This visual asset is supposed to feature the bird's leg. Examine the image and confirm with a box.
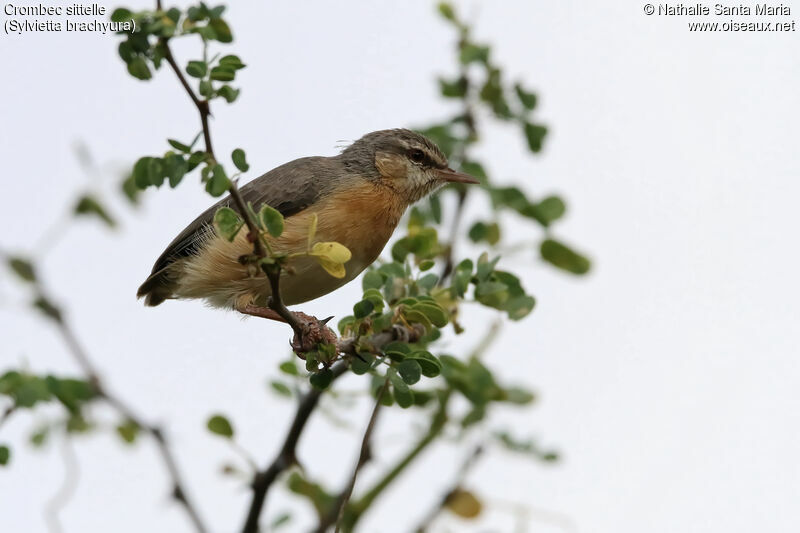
[237,303,337,356]
[237,304,287,323]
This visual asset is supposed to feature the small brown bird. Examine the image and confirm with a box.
[136,129,478,317]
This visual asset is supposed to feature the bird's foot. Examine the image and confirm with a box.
[290,312,337,356]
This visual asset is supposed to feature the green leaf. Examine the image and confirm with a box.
[476,253,500,282]
[540,239,591,275]
[74,195,116,227]
[475,281,509,307]
[468,221,500,245]
[410,302,449,328]
[460,43,490,65]
[523,122,548,153]
[437,2,456,21]
[116,419,139,444]
[535,196,566,224]
[309,368,334,390]
[210,66,235,81]
[232,148,249,172]
[0,445,9,466]
[199,79,214,98]
[206,164,231,197]
[257,204,284,237]
[207,414,234,438]
[110,8,132,22]
[270,381,292,397]
[167,139,191,153]
[163,153,188,188]
[121,175,140,205]
[217,84,240,103]
[187,150,207,170]
[502,295,536,320]
[362,270,383,291]
[7,257,36,283]
[33,296,62,322]
[185,60,207,78]
[502,386,536,405]
[213,207,244,242]
[353,299,374,319]
[398,359,422,385]
[279,361,299,376]
[209,17,233,42]
[438,77,467,98]
[219,55,246,70]
[406,351,442,378]
[514,83,538,110]
[389,371,414,408]
[126,57,152,80]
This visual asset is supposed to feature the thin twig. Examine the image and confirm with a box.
[346,391,450,530]
[241,361,349,533]
[323,378,390,533]
[51,310,208,533]
[413,443,485,533]
[44,437,79,533]
[159,36,214,161]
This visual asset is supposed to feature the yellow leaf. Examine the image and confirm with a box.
[310,242,352,263]
[307,213,318,250]
[316,257,346,278]
[445,489,482,519]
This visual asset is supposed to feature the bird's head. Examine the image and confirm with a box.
[340,128,479,204]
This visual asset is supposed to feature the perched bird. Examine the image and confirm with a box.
[136,129,478,318]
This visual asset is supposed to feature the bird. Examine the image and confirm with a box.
[136,128,478,321]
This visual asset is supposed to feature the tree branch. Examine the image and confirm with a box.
[315,378,390,533]
[345,391,452,530]
[413,443,485,533]
[160,38,215,161]
[41,300,209,533]
[241,361,348,533]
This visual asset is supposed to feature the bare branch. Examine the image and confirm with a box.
[50,307,208,533]
[320,378,390,533]
[413,443,485,533]
[241,361,348,533]
[44,437,79,533]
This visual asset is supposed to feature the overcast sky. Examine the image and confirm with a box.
[2,1,799,532]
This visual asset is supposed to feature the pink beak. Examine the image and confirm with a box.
[436,167,480,184]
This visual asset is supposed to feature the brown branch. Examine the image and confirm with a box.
[241,322,423,533]
[160,38,215,161]
[413,443,485,533]
[50,310,208,533]
[316,378,390,533]
[241,361,348,533]
[346,390,452,530]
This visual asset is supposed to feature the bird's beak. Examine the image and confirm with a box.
[436,167,480,184]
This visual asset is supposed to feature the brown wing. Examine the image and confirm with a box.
[148,156,337,275]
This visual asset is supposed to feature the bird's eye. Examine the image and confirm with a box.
[409,149,425,163]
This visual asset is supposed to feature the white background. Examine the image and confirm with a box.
[2,1,799,532]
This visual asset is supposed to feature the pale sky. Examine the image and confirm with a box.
[2,1,799,532]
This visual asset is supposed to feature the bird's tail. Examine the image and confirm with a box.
[136,268,176,307]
